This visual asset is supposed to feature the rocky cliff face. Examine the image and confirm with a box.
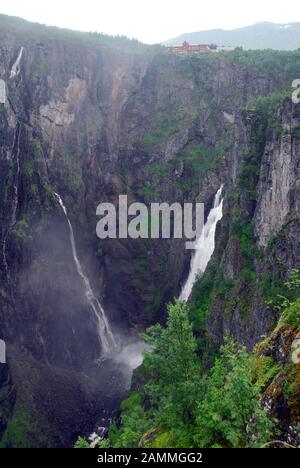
[257,301,300,448]
[254,99,300,247]
[203,95,300,353]
[0,15,299,446]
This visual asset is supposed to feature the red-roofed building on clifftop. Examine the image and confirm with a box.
[166,41,211,53]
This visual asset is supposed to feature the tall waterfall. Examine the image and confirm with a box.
[10,47,24,79]
[54,193,116,355]
[180,185,224,302]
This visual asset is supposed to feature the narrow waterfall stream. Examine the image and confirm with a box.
[180,185,224,302]
[10,47,24,79]
[54,193,117,355]
[0,79,6,104]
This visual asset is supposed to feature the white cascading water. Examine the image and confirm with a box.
[10,47,24,79]
[54,193,116,355]
[180,185,224,302]
[0,79,6,104]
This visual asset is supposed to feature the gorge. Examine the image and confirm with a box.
[0,14,300,448]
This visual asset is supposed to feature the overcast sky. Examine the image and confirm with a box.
[0,0,299,43]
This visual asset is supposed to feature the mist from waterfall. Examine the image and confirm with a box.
[54,193,116,355]
[180,185,224,303]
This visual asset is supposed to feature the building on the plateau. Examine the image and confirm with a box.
[166,41,211,53]
[165,42,234,54]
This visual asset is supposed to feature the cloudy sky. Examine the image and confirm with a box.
[0,0,299,43]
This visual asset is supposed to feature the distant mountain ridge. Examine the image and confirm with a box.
[165,22,300,50]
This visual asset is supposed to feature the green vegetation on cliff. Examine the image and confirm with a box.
[89,270,299,449]
[0,408,49,448]
[105,302,273,448]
